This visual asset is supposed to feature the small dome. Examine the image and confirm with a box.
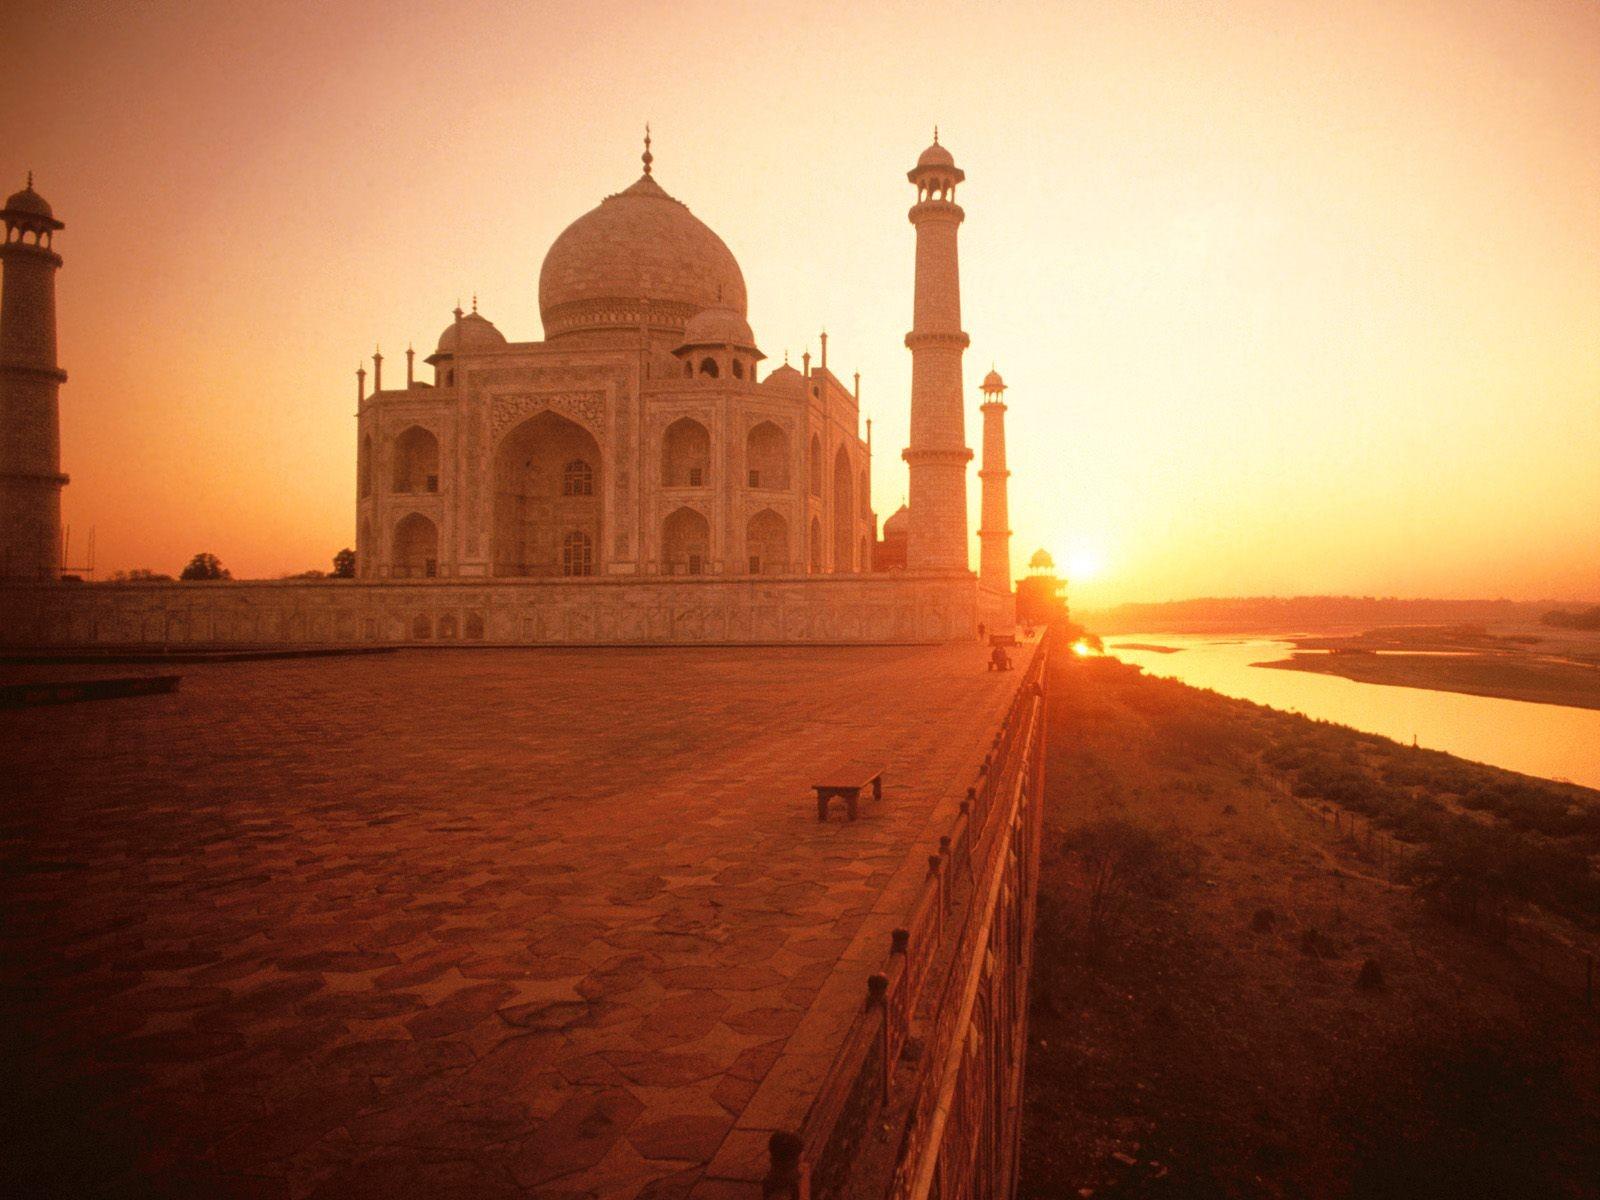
[1029,548,1055,571]
[916,142,955,170]
[762,362,804,389]
[883,504,910,535]
[981,369,1005,392]
[433,310,507,357]
[679,305,755,349]
[4,177,60,228]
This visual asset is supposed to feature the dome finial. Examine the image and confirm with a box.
[642,123,653,176]
[471,293,478,314]
[933,126,939,145]
[27,170,33,188]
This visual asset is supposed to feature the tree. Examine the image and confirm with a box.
[180,553,231,581]
[1064,817,1183,951]
[332,547,356,579]
[111,568,174,582]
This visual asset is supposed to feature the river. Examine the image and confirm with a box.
[1107,635,1600,790]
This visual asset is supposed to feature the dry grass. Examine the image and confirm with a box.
[1020,655,1600,1199]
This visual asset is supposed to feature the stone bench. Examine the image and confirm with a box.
[813,768,884,822]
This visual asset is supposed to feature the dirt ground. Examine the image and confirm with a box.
[1019,654,1600,1200]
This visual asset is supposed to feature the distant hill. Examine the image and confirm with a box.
[1079,596,1586,635]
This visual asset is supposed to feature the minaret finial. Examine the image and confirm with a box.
[642,123,653,176]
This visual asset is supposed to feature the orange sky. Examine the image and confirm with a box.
[4,0,1597,606]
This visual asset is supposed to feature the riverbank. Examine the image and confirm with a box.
[1020,653,1600,1198]
[1257,647,1600,710]
[1253,625,1600,711]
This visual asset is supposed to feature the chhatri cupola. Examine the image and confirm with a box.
[424,299,507,385]
[907,130,964,202]
[538,131,747,344]
[672,304,764,382]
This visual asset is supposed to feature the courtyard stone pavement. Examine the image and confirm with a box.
[0,642,1029,1199]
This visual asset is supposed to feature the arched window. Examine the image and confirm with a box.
[808,434,823,497]
[411,614,431,640]
[562,530,594,577]
[745,421,789,489]
[860,536,871,574]
[699,357,719,379]
[808,517,823,573]
[832,445,854,572]
[662,506,711,575]
[732,359,744,380]
[662,418,711,488]
[392,513,439,579]
[746,509,788,575]
[562,458,594,497]
[859,469,871,518]
[358,434,373,499]
[392,426,439,494]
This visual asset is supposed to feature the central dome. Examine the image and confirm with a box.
[539,173,747,341]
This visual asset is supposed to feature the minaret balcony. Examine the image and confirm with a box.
[903,331,970,351]
[907,199,965,224]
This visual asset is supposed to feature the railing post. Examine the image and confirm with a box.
[867,972,891,1102]
[763,1130,803,1199]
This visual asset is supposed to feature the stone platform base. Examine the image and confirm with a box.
[0,572,978,649]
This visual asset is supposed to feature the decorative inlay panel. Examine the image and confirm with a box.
[491,391,606,438]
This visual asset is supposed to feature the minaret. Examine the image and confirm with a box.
[0,175,68,581]
[977,369,1012,595]
[902,133,973,572]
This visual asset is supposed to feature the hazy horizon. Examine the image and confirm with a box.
[4,0,1597,606]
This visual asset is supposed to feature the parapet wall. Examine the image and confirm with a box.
[0,572,979,648]
[765,636,1049,1199]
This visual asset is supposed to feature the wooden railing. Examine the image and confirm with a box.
[764,635,1050,1199]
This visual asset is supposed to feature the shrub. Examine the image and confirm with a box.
[1062,817,1184,951]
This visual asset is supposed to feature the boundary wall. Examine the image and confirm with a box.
[763,635,1049,1199]
[0,573,978,648]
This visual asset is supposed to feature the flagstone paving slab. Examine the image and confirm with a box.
[0,642,1029,1197]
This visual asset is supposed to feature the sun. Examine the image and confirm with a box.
[1066,546,1105,582]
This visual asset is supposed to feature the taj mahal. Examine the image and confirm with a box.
[1,127,1056,1200]
[0,134,1022,646]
